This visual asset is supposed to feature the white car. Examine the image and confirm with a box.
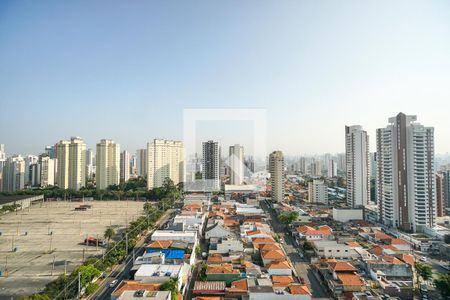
[109,279,118,288]
[419,256,427,262]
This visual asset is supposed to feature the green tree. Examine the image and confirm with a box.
[160,278,179,300]
[85,283,99,295]
[303,241,314,251]
[104,227,115,242]
[415,262,433,281]
[75,264,101,287]
[278,211,299,225]
[434,274,450,299]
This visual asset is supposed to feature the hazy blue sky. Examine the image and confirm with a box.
[1,0,450,156]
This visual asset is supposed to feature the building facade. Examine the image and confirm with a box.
[39,155,55,187]
[1,155,25,192]
[56,137,86,190]
[120,150,130,182]
[269,151,284,202]
[345,125,370,208]
[436,173,446,217]
[308,179,328,204]
[376,113,436,232]
[202,140,220,191]
[147,139,184,189]
[229,144,244,185]
[96,139,120,190]
[136,149,147,177]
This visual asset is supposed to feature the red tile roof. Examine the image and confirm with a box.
[289,284,312,295]
[337,273,364,286]
[112,280,160,297]
[147,240,173,249]
[267,260,291,269]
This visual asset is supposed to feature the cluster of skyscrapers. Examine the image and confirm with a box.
[1,112,449,234]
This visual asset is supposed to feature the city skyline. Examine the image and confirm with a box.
[1,1,450,155]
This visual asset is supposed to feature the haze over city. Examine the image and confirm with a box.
[1,0,450,155]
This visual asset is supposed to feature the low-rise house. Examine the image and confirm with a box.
[245,230,273,242]
[209,238,244,254]
[134,252,165,266]
[312,240,358,259]
[151,230,197,244]
[111,280,169,300]
[252,237,276,248]
[271,275,295,288]
[266,260,292,276]
[364,259,413,281]
[226,278,249,297]
[205,223,233,240]
[173,213,205,234]
[261,248,286,266]
[193,281,226,298]
[244,261,262,278]
[206,263,243,284]
[146,249,185,264]
[296,225,333,241]
[133,264,187,292]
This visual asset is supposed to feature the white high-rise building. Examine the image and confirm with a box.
[308,179,328,204]
[96,139,120,190]
[229,144,244,185]
[85,148,95,180]
[39,155,55,187]
[269,151,284,202]
[345,125,370,208]
[136,149,147,177]
[69,137,87,191]
[56,140,70,189]
[120,150,130,182]
[377,113,436,232]
[147,139,184,189]
[56,137,86,190]
[1,155,25,192]
[327,159,338,178]
[202,140,220,191]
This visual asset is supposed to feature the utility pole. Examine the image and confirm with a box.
[78,271,81,299]
[51,255,55,275]
[49,233,53,252]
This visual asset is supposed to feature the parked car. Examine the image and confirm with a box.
[134,289,145,297]
[109,280,118,288]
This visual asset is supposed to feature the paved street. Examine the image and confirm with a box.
[261,201,329,299]
[93,209,174,300]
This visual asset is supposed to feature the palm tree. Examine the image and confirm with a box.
[104,227,115,242]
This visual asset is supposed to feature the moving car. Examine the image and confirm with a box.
[109,280,118,288]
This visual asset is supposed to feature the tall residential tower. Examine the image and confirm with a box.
[229,144,244,185]
[202,140,220,191]
[147,139,184,189]
[269,151,284,202]
[376,113,436,232]
[345,125,370,208]
[96,139,120,189]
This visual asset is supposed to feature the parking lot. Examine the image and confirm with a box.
[0,200,144,299]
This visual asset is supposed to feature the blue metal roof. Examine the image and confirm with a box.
[146,249,185,260]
